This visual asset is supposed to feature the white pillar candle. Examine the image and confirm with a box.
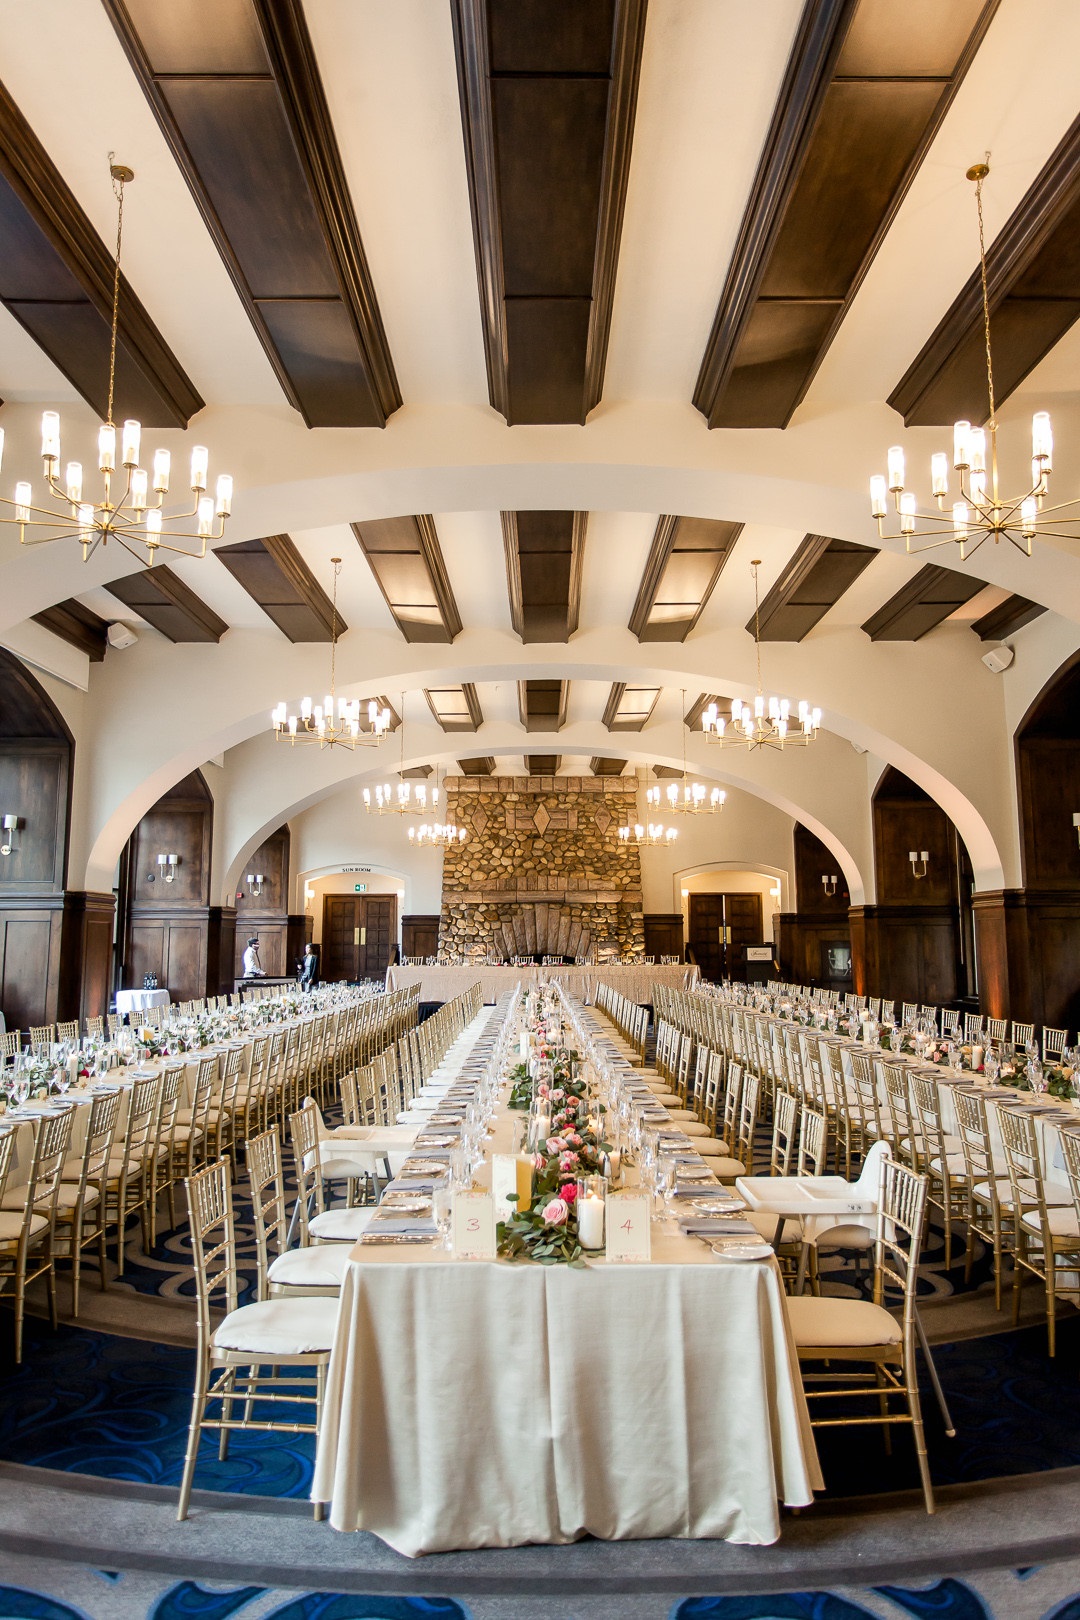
[971,1044,984,1073]
[577,1191,605,1249]
[518,1031,530,1062]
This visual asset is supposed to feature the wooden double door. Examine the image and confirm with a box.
[688,892,764,982]
[322,895,397,982]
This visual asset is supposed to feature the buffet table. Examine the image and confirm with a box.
[115,988,171,1016]
[312,1001,820,1554]
[385,961,699,1005]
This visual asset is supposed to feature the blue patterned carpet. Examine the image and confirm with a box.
[0,1310,1079,1503]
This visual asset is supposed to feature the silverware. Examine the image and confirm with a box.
[359,1232,437,1245]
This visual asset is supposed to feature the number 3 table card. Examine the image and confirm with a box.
[605,1191,651,1263]
[451,1190,497,1259]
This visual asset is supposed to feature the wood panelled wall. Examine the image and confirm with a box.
[232,826,307,979]
[643,913,684,961]
[402,914,440,962]
[121,770,235,1002]
[0,650,114,1029]
[776,824,851,988]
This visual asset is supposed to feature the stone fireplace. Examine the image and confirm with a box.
[438,775,644,960]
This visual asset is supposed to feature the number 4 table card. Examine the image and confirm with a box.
[605,1191,651,1263]
[451,1190,497,1259]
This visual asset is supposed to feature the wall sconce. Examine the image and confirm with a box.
[246,872,264,898]
[304,883,315,908]
[0,814,19,856]
[908,849,930,880]
[1073,812,1080,849]
[821,873,838,898]
[156,852,180,884]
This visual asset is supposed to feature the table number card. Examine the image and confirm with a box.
[491,1154,534,1221]
[605,1191,651,1263]
[451,1190,497,1259]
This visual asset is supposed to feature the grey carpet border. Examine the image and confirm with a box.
[4,1461,1080,1597]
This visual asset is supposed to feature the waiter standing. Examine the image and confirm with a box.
[242,935,265,979]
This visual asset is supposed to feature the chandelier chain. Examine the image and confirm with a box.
[974,156,996,431]
[106,156,126,431]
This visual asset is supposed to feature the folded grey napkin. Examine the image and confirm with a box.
[679,1215,757,1236]
[367,1211,437,1237]
[673,1178,719,1197]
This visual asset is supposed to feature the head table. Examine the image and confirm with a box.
[311,995,820,1556]
[385,961,699,1006]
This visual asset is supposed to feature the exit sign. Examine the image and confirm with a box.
[354,883,367,892]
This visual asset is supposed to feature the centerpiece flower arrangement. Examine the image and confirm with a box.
[497,1064,609,1267]
[998,1054,1077,1100]
[136,1026,165,1059]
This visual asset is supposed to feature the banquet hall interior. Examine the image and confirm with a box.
[6,0,1080,1615]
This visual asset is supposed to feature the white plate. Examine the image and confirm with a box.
[381,1196,430,1214]
[709,1240,772,1261]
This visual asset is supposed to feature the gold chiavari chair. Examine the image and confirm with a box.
[769,1088,800,1177]
[0,1030,20,1060]
[209,1047,245,1166]
[29,1024,56,1051]
[173,1055,218,1183]
[176,1157,338,1521]
[148,1063,185,1246]
[107,1013,124,1039]
[953,1087,1013,1310]
[734,1069,762,1177]
[247,1128,349,1299]
[880,1063,918,1169]
[797,1106,827,1177]
[85,1016,104,1039]
[103,1072,160,1275]
[909,1073,968,1271]
[1011,1020,1034,1049]
[56,1019,79,1043]
[56,1086,122,1314]
[1043,1026,1069,1062]
[999,1107,1080,1356]
[0,1107,74,1361]
[287,1107,378,1245]
[848,1052,885,1157]
[785,1158,938,1514]
[234,1034,272,1145]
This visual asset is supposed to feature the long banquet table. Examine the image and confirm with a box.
[312,999,821,1555]
[385,961,699,1006]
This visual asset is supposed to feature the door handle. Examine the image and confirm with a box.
[354,927,360,945]
[360,927,366,946]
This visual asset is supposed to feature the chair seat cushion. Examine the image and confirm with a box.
[706,1156,748,1179]
[268,1244,351,1289]
[786,1294,902,1349]
[1020,1204,1080,1241]
[303,1149,379,1180]
[171,1123,204,1144]
[309,1207,376,1242]
[55,1182,100,1212]
[0,1209,49,1244]
[808,1222,875,1251]
[211,1295,339,1356]
[973,1177,1014,1209]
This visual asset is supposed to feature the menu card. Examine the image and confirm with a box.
[491,1153,534,1220]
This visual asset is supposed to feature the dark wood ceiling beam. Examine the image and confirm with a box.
[602,681,660,731]
[103,0,399,428]
[693,0,998,429]
[518,679,568,733]
[458,756,496,775]
[970,593,1046,641]
[424,684,483,732]
[30,599,109,661]
[351,516,461,644]
[502,511,586,642]
[591,757,627,776]
[526,755,561,775]
[105,567,229,644]
[890,112,1080,424]
[451,0,647,424]
[861,564,985,641]
[629,517,742,641]
[215,534,341,642]
[0,79,202,425]
[750,534,876,640]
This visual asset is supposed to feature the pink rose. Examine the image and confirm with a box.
[534,1153,546,1172]
[550,1088,565,1103]
[546,1136,565,1155]
[566,1132,582,1148]
[559,1151,580,1173]
[558,1181,578,1203]
[538,1083,550,1098]
[541,1197,569,1226]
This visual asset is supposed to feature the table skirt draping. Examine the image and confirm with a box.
[115,988,171,1015]
[385,963,699,1006]
[312,1239,819,1555]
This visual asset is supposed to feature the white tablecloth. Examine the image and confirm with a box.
[385,963,699,1006]
[312,1003,819,1555]
[115,988,171,1015]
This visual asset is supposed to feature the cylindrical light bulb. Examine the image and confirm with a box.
[887,445,905,492]
[77,502,93,539]
[969,469,986,505]
[98,424,116,472]
[190,445,208,491]
[145,508,162,548]
[969,427,986,474]
[953,420,971,470]
[1032,410,1053,468]
[931,453,949,497]
[14,481,31,521]
[952,500,969,541]
[197,495,214,536]
[65,462,83,504]
[121,419,141,467]
[899,492,916,535]
[215,473,232,515]
[1021,496,1038,538]
[41,410,60,462]
[130,467,148,510]
[869,474,887,518]
[153,448,170,493]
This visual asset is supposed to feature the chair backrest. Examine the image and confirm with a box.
[0,1126,18,1207]
[986,1017,1007,1042]
[908,1073,948,1172]
[1061,1131,1080,1235]
[699,1049,722,1130]
[721,1061,743,1148]
[881,1062,916,1163]
[0,1030,20,1059]
[29,1024,55,1051]
[85,1016,104,1038]
[1011,1020,1034,1048]
[56,1019,79,1043]
[122,1073,161,1165]
[736,1069,760,1168]
[288,1105,325,1239]
[999,1107,1054,1241]
[246,1128,289,1297]
[76,1087,123,1193]
[874,1158,929,1334]
[156,1063,185,1144]
[797,1106,827,1176]
[184,1158,239,1343]
[1043,1026,1069,1060]
[769,1087,799,1176]
[24,1107,75,1235]
[952,1086,994,1190]
[964,1012,984,1041]
[848,1052,882,1140]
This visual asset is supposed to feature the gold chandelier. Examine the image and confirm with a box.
[0,160,233,566]
[648,691,725,815]
[703,563,821,750]
[271,559,391,749]
[871,160,1075,561]
[618,821,678,848]
[363,694,439,813]
[408,820,467,849]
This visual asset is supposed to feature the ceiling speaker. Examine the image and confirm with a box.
[981,644,1014,674]
[107,622,138,650]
